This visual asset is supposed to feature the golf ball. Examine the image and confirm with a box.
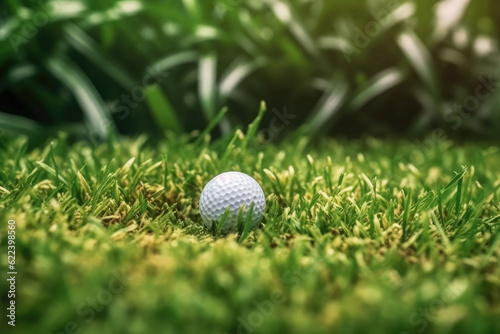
[199,172,266,231]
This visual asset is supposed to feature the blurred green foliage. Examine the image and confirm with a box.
[0,0,499,140]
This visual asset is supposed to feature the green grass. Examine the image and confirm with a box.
[1,125,500,333]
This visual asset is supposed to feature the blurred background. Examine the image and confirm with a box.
[0,0,499,143]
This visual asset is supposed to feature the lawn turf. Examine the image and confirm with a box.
[1,131,499,334]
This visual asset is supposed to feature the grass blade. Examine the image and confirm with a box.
[215,207,231,235]
[144,84,183,134]
[307,78,348,134]
[199,52,217,120]
[349,68,406,110]
[194,107,228,146]
[238,203,255,244]
[444,166,468,193]
[63,23,136,90]
[397,30,440,98]
[219,58,266,99]
[47,56,115,140]
[148,51,199,74]
[242,101,267,150]
[430,211,451,250]
[0,112,45,139]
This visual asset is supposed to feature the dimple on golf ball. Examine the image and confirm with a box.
[199,172,266,231]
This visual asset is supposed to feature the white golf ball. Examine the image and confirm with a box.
[199,172,266,231]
